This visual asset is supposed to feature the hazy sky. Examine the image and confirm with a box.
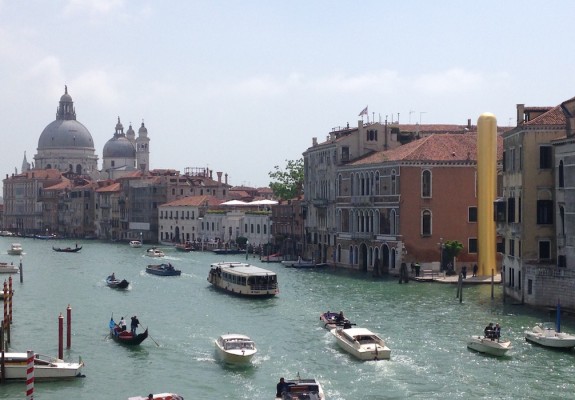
[1,1,574,187]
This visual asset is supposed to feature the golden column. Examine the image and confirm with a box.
[477,113,497,276]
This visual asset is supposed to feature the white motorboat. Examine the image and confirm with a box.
[215,333,257,364]
[524,323,575,349]
[7,243,23,255]
[0,262,19,273]
[467,335,512,356]
[0,352,84,380]
[129,240,143,248]
[331,327,391,360]
[275,376,325,400]
[260,253,284,263]
[281,257,316,268]
[146,247,165,257]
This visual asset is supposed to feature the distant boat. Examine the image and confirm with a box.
[260,253,283,263]
[129,240,143,248]
[146,247,165,257]
[52,245,82,253]
[146,263,181,276]
[128,394,183,400]
[106,275,129,289]
[0,262,19,274]
[212,248,244,255]
[175,241,195,252]
[34,234,56,240]
[7,243,23,255]
[207,261,278,297]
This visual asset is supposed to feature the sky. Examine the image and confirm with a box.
[1,1,575,188]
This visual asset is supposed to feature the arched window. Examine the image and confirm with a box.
[375,171,380,195]
[390,209,397,235]
[422,210,432,236]
[422,170,432,198]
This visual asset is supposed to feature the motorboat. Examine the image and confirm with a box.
[331,327,391,360]
[175,241,195,252]
[260,253,283,263]
[215,334,257,364]
[207,261,278,297]
[106,275,129,289]
[109,318,148,345]
[7,243,23,255]
[146,263,181,276]
[129,240,143,248]
[146,247,165,257]
[524,323,575,349]
[0,352,84,380]
[0,262,19,274]
[275,376,325,400]
[467,335,512,356]
[128,394,183,400]
[281,257,316,268]
[320,311,353,330]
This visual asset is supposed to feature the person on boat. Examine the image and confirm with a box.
[276,377,290,397]
[119,316,127,331]
[131,315,140,335]
[484,322,494,339]
[148,395,153,400]
[109,272,116,281]
[493,323,501,340]
[335,311,345,324]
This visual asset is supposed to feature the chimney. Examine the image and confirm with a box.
[312,137,318,146]
[217,171,222,183]
[225,173,228,185]
[517,104,525,125]
[467,119,471,129]
[210,170,213,179]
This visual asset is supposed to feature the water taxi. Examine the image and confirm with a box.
[7,243,23,255]
[207,262,278,297]
[275,376,325,399]
[129,240,143,248]
[0,352,84,380]
[215,333,257,364]
[467,335,512,356]
[331,326,391,360]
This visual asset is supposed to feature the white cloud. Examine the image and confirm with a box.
[63,0,126,16]
[412,68,485,94]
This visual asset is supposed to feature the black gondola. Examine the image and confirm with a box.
[106,275,129,289]
[52,246,82,253]
[108,318,148,345]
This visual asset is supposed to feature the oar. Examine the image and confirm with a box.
[138,321,159,347]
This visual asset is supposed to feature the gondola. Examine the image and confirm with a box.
[106,275,129,289]
[108,318,148,345]
[52,246,82,253]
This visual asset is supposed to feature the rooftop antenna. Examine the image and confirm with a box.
[420,112,427,124]
[409,110,415,123]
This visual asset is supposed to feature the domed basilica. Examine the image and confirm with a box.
[27,86,150,178]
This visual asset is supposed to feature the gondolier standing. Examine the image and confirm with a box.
[131,315,140,335]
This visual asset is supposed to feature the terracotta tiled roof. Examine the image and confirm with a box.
[351,133,503,165]
[161,195,223,207]
[96,182,121,193]
[525,105,566,126]
[21,169,62,180]
[44,178,72,190]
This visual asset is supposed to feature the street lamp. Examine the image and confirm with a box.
[438,238,444,271]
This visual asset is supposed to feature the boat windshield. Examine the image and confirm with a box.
[223,340,255,350]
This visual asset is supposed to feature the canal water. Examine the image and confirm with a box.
[0,237,574,399]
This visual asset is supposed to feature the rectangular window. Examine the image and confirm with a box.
[537,200,553,224]
[539,146,552,169]
[528,279,533,295]
[539,240,551,260]
[495,200,506,222]
[468,207,477,222]
[558,255,567,268]
[468,238,477,253]
[509,239,515,257]
[507,197,515,223]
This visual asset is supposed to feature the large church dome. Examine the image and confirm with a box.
[37,86,95,150]
[103,135,136,158]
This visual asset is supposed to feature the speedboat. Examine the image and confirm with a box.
[128,394,183,400]
[0,352,84,380]
[275,376,325,400]
[260,253,283,262]
[524,323,575,349]
[146,247,165,257]
[175,241,194,252]
[129,240,143,248]
[0,262,19,274]
[7,243,23,255]
[146,263,181,276]
[331,327,391,360]
[320,311,353,330]
[467,335,512,356]
[215,334,257,364]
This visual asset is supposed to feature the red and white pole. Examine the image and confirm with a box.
[25,350,34,399]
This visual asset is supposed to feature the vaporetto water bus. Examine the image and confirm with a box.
[207,261,279,297]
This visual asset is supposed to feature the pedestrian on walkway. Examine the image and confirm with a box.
[472,264,478,277]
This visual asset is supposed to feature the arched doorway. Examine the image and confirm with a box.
[373,247,381,276]
[382,244,390,274]
[360,243,368,272]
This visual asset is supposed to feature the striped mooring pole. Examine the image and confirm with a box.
[26,350,34,399]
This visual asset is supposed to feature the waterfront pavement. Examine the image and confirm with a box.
[411,270,502,284]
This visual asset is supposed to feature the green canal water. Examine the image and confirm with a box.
[0,237,573,399]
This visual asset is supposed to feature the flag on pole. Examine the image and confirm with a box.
[358,106,368,116]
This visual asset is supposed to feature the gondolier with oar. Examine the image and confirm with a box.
[131,315,140,335]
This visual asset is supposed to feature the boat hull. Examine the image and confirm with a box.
[467,336,512,356]
[0,263,19,274]
[331,328,391,360]
[146,264,181,276]
[0,353,83,380]
[106,278,129,289]
[110,328,148,346]
[525,331,575,348]
[52,246,82,253]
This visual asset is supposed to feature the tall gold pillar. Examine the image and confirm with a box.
[477,113,497,276]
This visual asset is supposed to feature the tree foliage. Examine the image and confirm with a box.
[268,158,304,200]
[444,240,464,264]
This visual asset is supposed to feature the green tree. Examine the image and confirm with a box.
[444,240,464,269]
[268,158,304,200]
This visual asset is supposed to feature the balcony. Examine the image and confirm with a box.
[351,232,373,240]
